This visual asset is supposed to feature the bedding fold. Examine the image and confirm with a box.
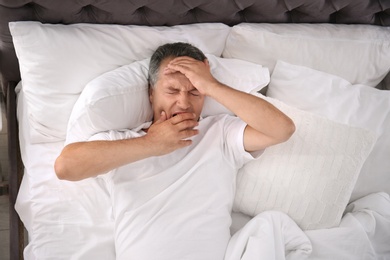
[305,192,390,260]
[225,211,312,260]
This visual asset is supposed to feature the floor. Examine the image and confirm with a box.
[0,93,10,260]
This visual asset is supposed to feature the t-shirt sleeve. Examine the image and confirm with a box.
[222,115,263,169]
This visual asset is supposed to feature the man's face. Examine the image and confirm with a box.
[149,58,205,122]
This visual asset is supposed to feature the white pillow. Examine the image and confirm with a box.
[65,58,152,145]
[234,94,377,230]
[266,60,390,202]
[9,21,231,143]
[66,54,269,144]
[223,23,390,87]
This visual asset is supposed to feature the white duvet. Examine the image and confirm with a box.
[228,192,390,260]
[226,211,312,260]
[306,192,390,260]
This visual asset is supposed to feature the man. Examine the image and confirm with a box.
[55,42,295,259]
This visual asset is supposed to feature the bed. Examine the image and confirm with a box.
[0,0,390,259]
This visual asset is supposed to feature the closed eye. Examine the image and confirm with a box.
[190,90,200,96]
[166,88,179,95]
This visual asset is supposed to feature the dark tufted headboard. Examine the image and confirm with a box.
[1,0,390,95]
[0,0,389,259]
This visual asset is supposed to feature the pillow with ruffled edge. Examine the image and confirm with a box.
[65,54,270,144]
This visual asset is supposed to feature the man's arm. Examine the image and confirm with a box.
[208,84,295,151]
[165,57,295,152]
[55,112,199,181]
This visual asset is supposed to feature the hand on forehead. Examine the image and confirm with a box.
[163,56,208,74]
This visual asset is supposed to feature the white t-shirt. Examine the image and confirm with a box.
[91,114,256,260]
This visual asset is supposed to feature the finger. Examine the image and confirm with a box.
[163,67,178,75]
[178,128,199,139]
[176,119,199,131]
[178,139,193,147]
[174,120,199,134]
[169,56,197,63]
[167,60,198,69]
[155,111,167,124]
[167,60,209,77]
[165,63,190,75]
[169,112,197,124]
[164,61,199,75]
[171,56,207,64]
[167,58,201,69]
[161,111,167,121]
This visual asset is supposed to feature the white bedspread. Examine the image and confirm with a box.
[226,211,312,260]
[306,192,390,260]
[228,192,390,260]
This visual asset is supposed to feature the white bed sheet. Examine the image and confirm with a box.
[14,84,390,260]
[15,86,116,259]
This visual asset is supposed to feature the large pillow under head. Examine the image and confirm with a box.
[66,54,270,144]
[10,21,231,143]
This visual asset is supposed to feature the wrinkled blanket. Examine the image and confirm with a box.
[226,211,312,260]
[227,192,390,260]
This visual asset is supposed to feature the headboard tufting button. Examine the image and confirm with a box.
[136,6,145,13]
[187,7,198,15]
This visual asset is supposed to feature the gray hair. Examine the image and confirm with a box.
[148,42,207,88]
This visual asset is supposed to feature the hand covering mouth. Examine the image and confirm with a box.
[172,112,187,117]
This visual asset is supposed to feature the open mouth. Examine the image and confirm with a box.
[172,112,186,118]
[171,112,194,119]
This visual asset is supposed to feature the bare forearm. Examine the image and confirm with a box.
[207,82,295,141]
[55,137,155,181]
[55,112,199,181]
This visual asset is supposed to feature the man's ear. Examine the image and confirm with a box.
[204,58,210,68]
[148,85,154,103]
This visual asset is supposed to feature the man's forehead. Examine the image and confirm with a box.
[160,74,194,89]
[158,61,189,79]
